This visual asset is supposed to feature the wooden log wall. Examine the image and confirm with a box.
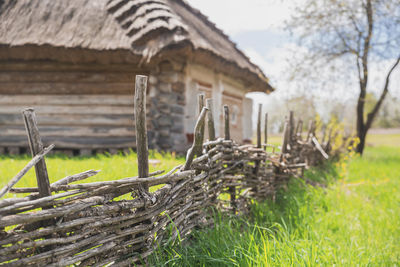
[0,67,140,154]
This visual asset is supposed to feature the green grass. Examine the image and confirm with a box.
[148,145,400,266]
[366,133,400,147]
[0,151,184,198]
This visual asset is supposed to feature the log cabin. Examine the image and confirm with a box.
[0,0,273,155]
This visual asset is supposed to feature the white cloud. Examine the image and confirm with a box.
[186,0,298,35]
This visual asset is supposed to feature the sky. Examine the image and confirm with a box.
[186,0,400,123]
[186,0,294,91]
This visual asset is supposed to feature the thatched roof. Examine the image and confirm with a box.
[0,0,273,92]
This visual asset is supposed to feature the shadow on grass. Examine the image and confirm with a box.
[147,161,340,266]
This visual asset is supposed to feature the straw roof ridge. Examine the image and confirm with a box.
[105,0,190,61]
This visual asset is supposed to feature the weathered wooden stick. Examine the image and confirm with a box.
[289,111,294,142]
[206,98,216,141]
[0,216,104,246]
[51,170,100,186]
[53,242,117,267]
[222,105,236,212]
[10,170,164,194]
[197,94,205,154]
[203,138,229,147]
[183,107,208,170]
[22,108,52,198]
[224,105,230,140]
[2,231,111,266]
[10,170,191,193]
[281,120,289,154]
[257,104,262,148]
[306,120,314,142]
[0,196,35,209]
[312,136,329,159]
[325,127,334,150]
[0,189,83,214]
[135,75,149,190]
[0,195,105,228]
[321,125,327,144]
[312,120,317,136]
[296,119,303,139]
[0,144,54,198]
[264,112,268,146]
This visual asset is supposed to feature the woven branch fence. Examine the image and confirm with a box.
[0,75,341,266]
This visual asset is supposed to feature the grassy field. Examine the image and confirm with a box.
[0,134,399,266]
[366,133,400,147]
[0,151,184,198]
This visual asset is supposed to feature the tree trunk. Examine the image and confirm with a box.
[356,127,367,155]
[356,55,400,155]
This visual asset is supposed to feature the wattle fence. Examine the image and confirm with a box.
[0,75,341,266]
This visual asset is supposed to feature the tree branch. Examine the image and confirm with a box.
[365,54,400,131]
[356,0,374,136]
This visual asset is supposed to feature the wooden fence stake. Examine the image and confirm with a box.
[312,120,317,136]
[281,119,289,155]
[224,105,236,214]
[197,94,205,155]
[256,104,262,148]
[183,107,208,170]
[325,127,333,151]
[289,111,294,142]
[321,125,327,144]
[206,98,216,141]
[264,112,268,148]
[223,105,236,212]
[22,109,52,198]
[224,105,230,140]
[296,119,303,139]
[134,75,149,190]
[306,120,314,142]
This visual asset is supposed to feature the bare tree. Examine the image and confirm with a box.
[287,0,400,155]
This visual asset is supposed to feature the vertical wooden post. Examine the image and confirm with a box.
[306,120,313,142]
[325,127,333,151]
[312,120,317,136]
[289,111,294,142]
[224,105,230,140]
[22,108,51,198]
[197,94,205,155]
[198,94,205,114]
[224,105,235,212]
[264,112,268,147]
[134,75,149,189]
[280,120,289,162]
[256,104,262,148]
[296,119,303,139]
[321,125,327,144]
[281,119,289,154]
[183,107,208,170]
[206,98,216,141]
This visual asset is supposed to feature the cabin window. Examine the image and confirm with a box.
[231,105,239,125]
[221,104,239,125]
[196,80,213,99]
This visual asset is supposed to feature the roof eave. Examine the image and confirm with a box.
[149,42,274,94]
